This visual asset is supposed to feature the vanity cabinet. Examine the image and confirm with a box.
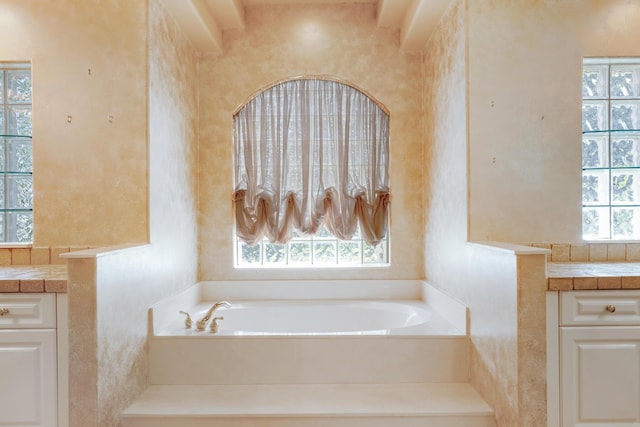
[558,290,640,427]
[0,293,57,427]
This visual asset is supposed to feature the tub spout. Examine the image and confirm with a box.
[196,301,231,330]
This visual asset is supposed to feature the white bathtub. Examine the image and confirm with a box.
[192,300,431,335]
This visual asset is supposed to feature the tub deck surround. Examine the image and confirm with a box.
[547,262,640,291]
[0,264,68,293]
[122,280,496,427]
[122,383,496,427]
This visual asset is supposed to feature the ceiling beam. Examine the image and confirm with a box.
[205,0,245,30]
[400,0,451,52]
[376,0,412,29]
[161,0,223,53]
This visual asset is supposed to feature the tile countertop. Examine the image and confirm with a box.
[0,265,68,293]
[547,262,640,291]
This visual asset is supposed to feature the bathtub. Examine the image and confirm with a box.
[188,300,432,335]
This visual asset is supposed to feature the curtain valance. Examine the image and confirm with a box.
[233,78,390,245]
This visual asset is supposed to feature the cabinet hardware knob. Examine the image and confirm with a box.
[0,308,9,316]
[605,304,616,313]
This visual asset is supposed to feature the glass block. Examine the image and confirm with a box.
[338,241,360,264]
[313,241,336,264]
[611,169,640,204]
[5,105,32,135]
[0,71,3,104]
[315,225,332,238]
[6,70,31,104]
[612,133,640,167]
[582,207,609,240]
[363,240,388,264]
[0,106,4,134]
[582,170,609,205]
[6,138,32,173]
[264,243,285,265]
[0,178,4,209]
[612,207,640,239]
[610,65,640,98]
[5,211,32,243]
[239,241,261,265]
[6,175,32,209]
[288,241,311,264]
[0,142,5,172]
[582,101,608,132]
[582,134,609,168]
[611,101,640,130]
[583,65,608,98]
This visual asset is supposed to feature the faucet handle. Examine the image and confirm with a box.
[179,310,193,329]
[210,316,224,333]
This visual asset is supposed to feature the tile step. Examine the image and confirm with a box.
[121,383,495,427]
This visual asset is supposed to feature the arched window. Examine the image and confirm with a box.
[233,77,390,266]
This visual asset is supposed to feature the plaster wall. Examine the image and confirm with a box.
[66,1,199,426]
[467,0,640,243]
[0,0,149,247]
[198,3,424,280]
[423,1,548,425]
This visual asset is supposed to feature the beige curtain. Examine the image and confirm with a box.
[233,78,390,246]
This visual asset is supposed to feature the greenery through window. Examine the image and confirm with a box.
[0,62,32,243]
[582,58,640,240]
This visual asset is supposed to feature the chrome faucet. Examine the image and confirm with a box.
[196,301,231,331]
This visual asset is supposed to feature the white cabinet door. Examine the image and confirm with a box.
[0,329,57,427]
[561,326,640,426]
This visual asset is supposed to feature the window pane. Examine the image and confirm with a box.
[583,65,609,98]
[582,134,609,168]
[582,170,609,205]
[239,242,261,265]
[611,100,640,130]
[5,105,32,135]
[289,241,311,264]
[612,207,640,239]
[583,207,609,239]
[610,65,640,98]
[611,133,640,167]
[6,175,32,209]
[313,241,336,264]
[6,211,32,242]
[264,243,285,265]
[0,106,4,133]
[338,241,360,264]
[363,240,388,264]
[6,70,32,104]
[0,72,3,104]
[16,212,32,242]
[6,138,32,172]
[611,170,640,204]
[583,101,608,131]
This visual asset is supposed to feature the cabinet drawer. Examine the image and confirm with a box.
[561,290,640,326]
[0,293,56,329]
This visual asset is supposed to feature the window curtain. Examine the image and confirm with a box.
[233,78,390,246]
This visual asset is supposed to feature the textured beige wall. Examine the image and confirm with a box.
[198,3,424,280]
[423,2,547,426]
[467,0,640,243]
[0,0,149,247]
[66,1,199,426]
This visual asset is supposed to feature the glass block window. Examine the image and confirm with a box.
[582,58,640,240]
[0,63,32,243]
[236,224,389,267]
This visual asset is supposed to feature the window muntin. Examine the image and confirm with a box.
[0,63,32,243]
[233,78,390,267]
